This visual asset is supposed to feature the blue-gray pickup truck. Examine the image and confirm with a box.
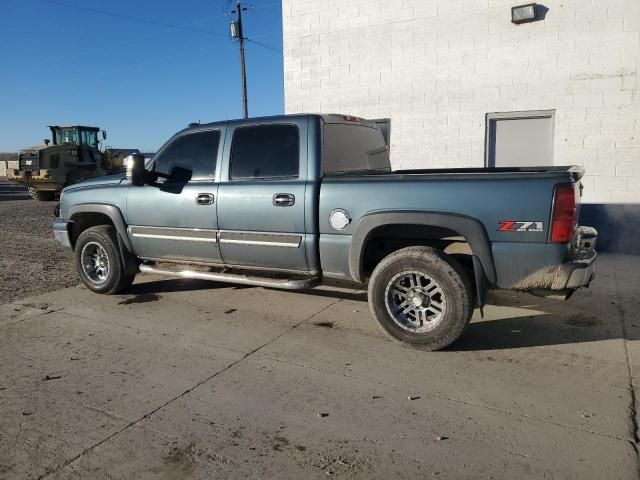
[53,114,597,350]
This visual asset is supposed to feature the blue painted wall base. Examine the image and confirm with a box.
[580,204,640,255]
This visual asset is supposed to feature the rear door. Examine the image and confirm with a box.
[216,119,309,272]
[125,128,224,264]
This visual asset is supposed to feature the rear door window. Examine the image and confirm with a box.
[230,124,299,180]
[154,130,220,179]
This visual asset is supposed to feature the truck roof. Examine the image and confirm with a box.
[185,114,378,132]
[48,125,100,131]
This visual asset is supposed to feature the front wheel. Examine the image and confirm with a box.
[368,246,474,351]
[74,225,136,294]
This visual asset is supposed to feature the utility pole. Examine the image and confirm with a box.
[230,0,248,119]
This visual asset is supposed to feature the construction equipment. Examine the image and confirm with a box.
[7,125,138,201]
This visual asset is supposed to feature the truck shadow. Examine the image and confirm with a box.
[452,314,638,350]
[132,276,369,301]
[128,278,238,294]
[131,275,636,350]
[451,291,639,350]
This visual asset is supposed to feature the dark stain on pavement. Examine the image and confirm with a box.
[565,314,602,328]
[273,435,290,451]
[118,293,161,305]
[314,321,335,328]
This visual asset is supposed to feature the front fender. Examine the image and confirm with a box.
[68,203,133,253]
[348,210,496,285]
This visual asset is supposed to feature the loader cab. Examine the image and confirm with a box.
[49,126,100,149]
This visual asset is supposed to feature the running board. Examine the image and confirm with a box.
[138,264,320,290]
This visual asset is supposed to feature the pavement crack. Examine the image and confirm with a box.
[36,290,355,479]
[612,263,640,468]
[63,311,247,356]
[0,307,63,329]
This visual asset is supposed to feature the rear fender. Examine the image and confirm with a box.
[349,210,496,287]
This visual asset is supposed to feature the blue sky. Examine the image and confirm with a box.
[0,0,284,152]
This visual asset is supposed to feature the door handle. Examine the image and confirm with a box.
[273,193,295,207]
[195,193,214,205]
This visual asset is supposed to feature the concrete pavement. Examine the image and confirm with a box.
[1,254,639,479]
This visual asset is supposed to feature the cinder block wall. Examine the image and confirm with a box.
[282,0,640,206]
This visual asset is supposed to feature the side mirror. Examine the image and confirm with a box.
[102,131,107,140]
[125,153,146,186]
[170,166,193,183]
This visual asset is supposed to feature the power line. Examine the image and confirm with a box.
[245,38,282,54]
[100,14,231,52]
[39,0,227,37]
[83,40,230,81]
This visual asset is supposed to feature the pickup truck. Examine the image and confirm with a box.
[53,114,597,350]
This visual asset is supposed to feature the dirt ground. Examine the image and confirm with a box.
[0,178,77,303]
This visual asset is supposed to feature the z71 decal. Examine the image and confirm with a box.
[498,221,544,232]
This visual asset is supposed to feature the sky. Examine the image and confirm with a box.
[0,0,284,152]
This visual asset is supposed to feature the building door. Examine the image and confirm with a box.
[486,110,555,167]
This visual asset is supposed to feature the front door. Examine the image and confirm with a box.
[216,121,309,272]
[126,128,223,264]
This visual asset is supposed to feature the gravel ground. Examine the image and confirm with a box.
[0,177,77,303]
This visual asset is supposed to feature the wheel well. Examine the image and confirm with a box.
[361,224,475,281]
[69,212,114,248]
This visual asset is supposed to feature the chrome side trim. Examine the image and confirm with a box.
[219,238,299,248]
[130,227,304,248]
[218,230,302,248]
[139,264,320,290]
[132,233,218,243]
[130,225,218,243]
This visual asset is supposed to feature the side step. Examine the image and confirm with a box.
[138,264,320,290]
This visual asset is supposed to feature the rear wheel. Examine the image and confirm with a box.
[368,246,474,351]
[74,225,136,294]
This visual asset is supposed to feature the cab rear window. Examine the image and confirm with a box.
[323,124,390,175]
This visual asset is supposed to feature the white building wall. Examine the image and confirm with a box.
[282,0,640,204]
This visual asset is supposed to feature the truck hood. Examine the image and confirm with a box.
[63,174,125,192]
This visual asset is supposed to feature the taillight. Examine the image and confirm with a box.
[550,183,577,243]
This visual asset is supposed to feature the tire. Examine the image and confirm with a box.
[74,225,136,294]
[28,187,55,201]
[368,246,474,351]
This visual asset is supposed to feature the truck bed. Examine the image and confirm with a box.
[327,165,585,182]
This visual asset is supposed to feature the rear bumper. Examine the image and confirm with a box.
[53,218,72,251]
[551,226,597,290]
[492,226,597,294]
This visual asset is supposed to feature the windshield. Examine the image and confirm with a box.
[52,128,98,147]
[54,128,79,145]
[79,129,98,147]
